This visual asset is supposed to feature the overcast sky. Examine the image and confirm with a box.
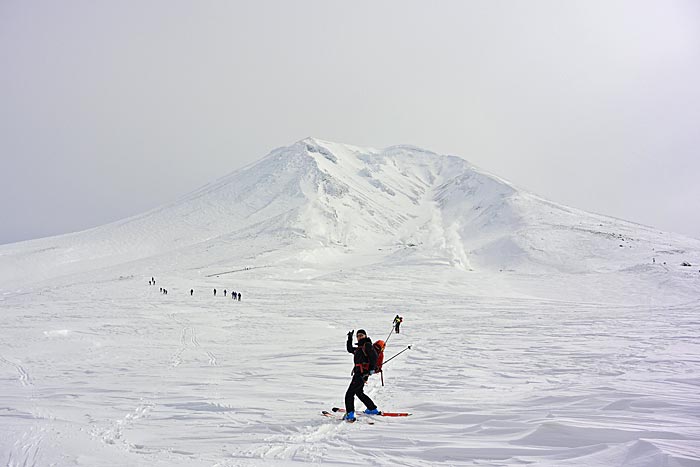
[2,0,699,245]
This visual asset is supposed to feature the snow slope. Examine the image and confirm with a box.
[3,138,698,287]
[1,138,699,466]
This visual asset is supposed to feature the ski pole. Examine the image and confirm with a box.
[382,345,411,367]
[384,323,395,346]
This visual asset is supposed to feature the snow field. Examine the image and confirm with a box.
[1,262,700,466]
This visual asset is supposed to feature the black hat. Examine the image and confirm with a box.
[356,329,367,336]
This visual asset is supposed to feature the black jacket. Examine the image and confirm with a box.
[347,336,377,374]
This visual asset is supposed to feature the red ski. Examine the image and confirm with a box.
[322,410,374,424]
[331,407,412,417]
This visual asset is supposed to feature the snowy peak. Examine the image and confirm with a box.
[2,138,699,289]
[270,139,498,249]
[164,138,688,275]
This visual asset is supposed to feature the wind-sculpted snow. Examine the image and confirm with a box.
[1,139,700,466]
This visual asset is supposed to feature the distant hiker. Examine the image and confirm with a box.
[393,315,403,334]
[237,292,241,301]
[224,289,227,297]
[190,289,194,296]
[160,287,163,293]
[343,329,379,422]
[214,289,217,296]
[653,258,656,263]
[149,280,152,285]
[232,293,235,300]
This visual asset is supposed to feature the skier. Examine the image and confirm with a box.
[224,289,227,297]
[393,315,403,334]
[344,329,379,422]
[237,292,241,301]
[190,289,194,296]
[214,289,217,296]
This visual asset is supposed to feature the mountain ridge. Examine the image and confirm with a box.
[1,138,699,289]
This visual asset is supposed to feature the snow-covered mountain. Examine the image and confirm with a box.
[2,139,700,467]
[2,138,698,289]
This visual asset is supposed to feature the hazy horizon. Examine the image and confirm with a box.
[2,0,700,245]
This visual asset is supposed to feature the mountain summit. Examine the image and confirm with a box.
[136,137,694,273]
[1,138,698,287]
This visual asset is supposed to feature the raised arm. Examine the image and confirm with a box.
[346,330,356,354]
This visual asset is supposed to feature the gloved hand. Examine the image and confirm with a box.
[347,330,354,339]
[368,370,375,375]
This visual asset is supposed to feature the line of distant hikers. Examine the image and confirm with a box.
[148,277,242,301]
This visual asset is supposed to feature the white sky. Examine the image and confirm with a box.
[2,0,699,245]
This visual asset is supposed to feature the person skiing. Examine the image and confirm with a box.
[393,315,403,334]
[190,289,194,296]
[214,289,217,296]
[237,292,241,301]
[344,329,379,422]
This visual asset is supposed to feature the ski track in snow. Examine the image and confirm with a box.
[168,312,218,368]
[0,355,32,387]
[6,427,44,467]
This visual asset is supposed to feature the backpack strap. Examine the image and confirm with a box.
[355,343,371,374]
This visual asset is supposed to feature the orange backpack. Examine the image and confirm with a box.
[373,340,385,372]
[358,339,386,373]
